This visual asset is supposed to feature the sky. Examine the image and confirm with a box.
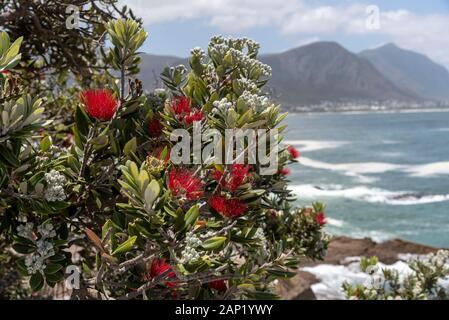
[119,0,449,68]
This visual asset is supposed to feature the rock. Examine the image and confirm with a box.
[275,271,319,300]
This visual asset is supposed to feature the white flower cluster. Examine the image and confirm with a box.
[170,64,187,74]
[25,254,47,275]
[37,223,57,239]
[210,36,260,55]
[44,170,67,202]
[345,250,449,300]
[191,46,206,60]
[240,90,271,112]
[17,222,57,274]
[17,222,34,240]
[208,36,271,78]
[180,232,202,263]
[412,250,449,271]
[253,227,269,258]
[228,48,272,77]
[235,77,260,94]
[212,97,234,113]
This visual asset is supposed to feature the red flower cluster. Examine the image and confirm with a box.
[316,212,326,226]
[208,280,227,292]
[172,96,191,114]
[214,164,250,192]
[209,195,247,218]
[168,168,204,201]
[287,145,300,159]
[185,111,204,125]
[80,89,118,121]
[278,167,291,176]
[172,96,204,125]
[146,258,176,288]
[148,117,163,137]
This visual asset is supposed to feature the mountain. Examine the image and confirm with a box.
[138,42,428,106]
[138,53,186,90]
[359,44,449,101]
[259,42,419,106]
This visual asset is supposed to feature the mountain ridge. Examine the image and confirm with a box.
[359,43,449,100]
[137,41,448,107]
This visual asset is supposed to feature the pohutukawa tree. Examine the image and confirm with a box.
[0,18,328,299]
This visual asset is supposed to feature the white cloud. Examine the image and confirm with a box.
[121,0,449,68]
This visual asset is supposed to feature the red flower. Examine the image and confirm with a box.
[1,70,9,75]
[316,212,326,226]
[168,168,204,201]
[209,280,227,292]
[287,145,300,159]
[278,167,290,175]
[185,111,204,125]
[147,258,177,288]
[214,164,250,192]
[80,89,118,121]
[172,96,192,114]
[209,195,247,218]
[148,117,163,137]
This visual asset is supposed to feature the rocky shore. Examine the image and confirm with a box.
[276,236,440,300]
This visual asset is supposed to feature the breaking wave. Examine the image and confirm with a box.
[283,140,349,152]
[291,184,449,205]
[299,157,449,178]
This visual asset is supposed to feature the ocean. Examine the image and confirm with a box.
[284,110,449,248]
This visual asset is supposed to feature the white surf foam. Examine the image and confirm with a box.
[326,218,345,228]
[404,162,449,177]
[283,140,349,152]
[299,157,449,178]
[291,184,449,206]
[302,260,412,300]
[379,151,403,158]
[299,157,405,174]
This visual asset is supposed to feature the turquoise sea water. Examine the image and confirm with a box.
[284,111,449,247]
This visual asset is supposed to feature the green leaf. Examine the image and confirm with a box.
[30,272,44,292]
[202,236,227,250]
[102,219,113,240]
[184,204,199,229]
[16,258,29,276]
[266,268,296,278]
[111,235,137,256]
[143,180,160,210]
[124,137,137,156]
[75,106,90,137]
[40,135,52,152]
[44,263,63,275]
[13,243,35,254]
[45,271,64,283]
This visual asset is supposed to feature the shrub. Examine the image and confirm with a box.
[343,251,449,300]
[0,19,328,299]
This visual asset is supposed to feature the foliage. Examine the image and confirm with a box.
[343,251,449,300]
[0,18,328,300]
[0,0,137,86]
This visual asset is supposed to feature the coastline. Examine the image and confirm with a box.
[277,236,441,300]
